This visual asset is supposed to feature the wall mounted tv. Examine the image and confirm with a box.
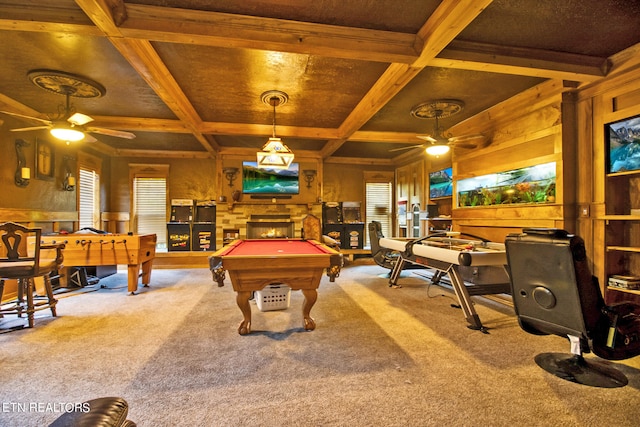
[607,114,640,174]
[429,167,453,199]
[242,161,299,194]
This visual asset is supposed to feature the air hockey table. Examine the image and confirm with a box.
[380,232,510,332]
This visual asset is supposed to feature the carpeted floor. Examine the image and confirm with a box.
[1,260,640,426]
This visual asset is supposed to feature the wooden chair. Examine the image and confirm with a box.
[0,222,64,328]
[303,214,341,251]
[302,214,322,242]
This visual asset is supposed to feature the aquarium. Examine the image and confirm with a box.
[457,162,556,207]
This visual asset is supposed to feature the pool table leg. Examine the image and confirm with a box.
[301,289,317,331]
[236,291,252,335]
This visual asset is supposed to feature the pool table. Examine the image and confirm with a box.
[209,239,342,335]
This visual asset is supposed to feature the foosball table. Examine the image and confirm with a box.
[40,233,157,294]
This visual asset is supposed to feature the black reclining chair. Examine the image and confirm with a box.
[505,228,640,388]
[368,221,398,270]
[505,229,640,388]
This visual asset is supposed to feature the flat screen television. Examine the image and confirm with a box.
[242,161,299,194]
[607,114,640,174]
[429,167,453,199]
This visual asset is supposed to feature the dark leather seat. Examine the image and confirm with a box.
[505,228,640,388]
[49,397,136,427]
[368,221,398,270]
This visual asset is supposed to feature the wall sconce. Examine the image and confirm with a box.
[303,169,317,188]
[62,156,76,191]
[14,139,31,187]
[223,167,239,187]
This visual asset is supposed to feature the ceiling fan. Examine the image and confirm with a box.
[0,70,135,144]
[390,99,485,156]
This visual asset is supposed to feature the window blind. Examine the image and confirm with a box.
[78,168,98,229]
[365,182,392,246]
[134,177,167,250]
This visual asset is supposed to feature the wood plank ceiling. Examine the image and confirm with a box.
[0,0,639,164]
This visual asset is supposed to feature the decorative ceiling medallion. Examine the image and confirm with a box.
[410,99,464,119]
[260,90,288,107]
[28,69,106,98]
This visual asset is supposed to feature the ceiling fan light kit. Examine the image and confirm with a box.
[390,99,484,156]
[0,69,135,144]
[50,124,85,142]
[425,144,450,156]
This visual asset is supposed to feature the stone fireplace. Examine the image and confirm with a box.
[216,202,323,247]
[246,214,295,239]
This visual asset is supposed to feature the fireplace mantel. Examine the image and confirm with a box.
[216,203,322,247]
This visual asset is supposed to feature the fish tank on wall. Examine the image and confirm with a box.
[457,162,556,207]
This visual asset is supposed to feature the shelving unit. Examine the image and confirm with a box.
[602,171,640,299]
[424,217,452,232]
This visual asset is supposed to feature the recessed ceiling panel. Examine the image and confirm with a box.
[127,0,439,32]
[153,42,389,128]
[100,131,205,151]
[0,30,177,120]
[459,0,640,57]
[363,67,545,133]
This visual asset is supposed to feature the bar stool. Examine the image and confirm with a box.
[0,222,64,328]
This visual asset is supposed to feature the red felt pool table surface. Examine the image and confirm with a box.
[219,239,331,256]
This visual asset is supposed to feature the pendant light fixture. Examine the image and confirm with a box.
[256,90,294,169]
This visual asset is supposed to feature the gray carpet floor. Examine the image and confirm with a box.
[1,260,640,426]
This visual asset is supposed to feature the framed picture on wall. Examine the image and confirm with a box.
[35,138,55,180]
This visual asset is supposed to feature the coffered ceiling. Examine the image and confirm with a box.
[0,0,639,164]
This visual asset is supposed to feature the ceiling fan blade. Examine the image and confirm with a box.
[416,135,437,143]
[452,142,478,149]
[86,127,136,139]
[68,112,94,126]
[0,110,52,125]
[449,133,484,142]
[11,126,51,132]
[83,133,98,143]
[389,144,425,152]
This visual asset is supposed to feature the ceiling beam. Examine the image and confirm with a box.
[322,0,493,158]
[348,131,419,143]
[89,116,190,133]
[109,38,218,154]
[431,40,606,82]
[109,149,211,159]
[0,2,607,84]
[199,123,340,140]
[74,0,125,37]
[120,4,419,64]
[74,0,218,155]
[412,0,493,68]
[0,93,48,120]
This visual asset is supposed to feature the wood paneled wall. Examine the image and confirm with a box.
[577,66,640,289]
[446,79,577,243]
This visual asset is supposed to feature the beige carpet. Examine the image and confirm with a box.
[1,260,640,426]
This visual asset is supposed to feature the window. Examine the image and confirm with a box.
[131,164,169,251]
[77,153,102,231]
[364,171,394,247]
[78,168,99,229]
